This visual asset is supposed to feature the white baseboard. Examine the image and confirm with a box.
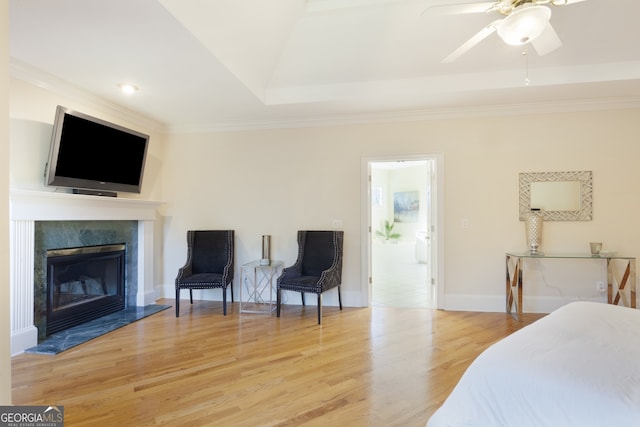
[160,285,603,314]
[11,326,38,356]
[157,283,364,307]
[442,293,602,314]
[137,289,158,306]
[443,294,505,312]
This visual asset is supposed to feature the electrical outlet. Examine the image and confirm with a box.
[597,281,606,293]
[332,219,342,229]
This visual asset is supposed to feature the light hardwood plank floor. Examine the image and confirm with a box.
[12,299,544,426]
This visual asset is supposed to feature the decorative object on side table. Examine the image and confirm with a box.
[260,235,271,265]
[525,208,543,254]
[590,242,602,256]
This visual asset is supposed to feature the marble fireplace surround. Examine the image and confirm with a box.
[10,189,162,355]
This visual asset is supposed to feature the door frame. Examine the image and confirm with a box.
[360,153,445,309]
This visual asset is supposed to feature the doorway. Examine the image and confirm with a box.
[361,155,443,309]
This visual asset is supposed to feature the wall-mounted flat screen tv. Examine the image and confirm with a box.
[45,105,150,195]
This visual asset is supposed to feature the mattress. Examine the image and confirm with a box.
[427,301,640,427]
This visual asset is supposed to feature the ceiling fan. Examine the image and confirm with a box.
[429,0,588,63]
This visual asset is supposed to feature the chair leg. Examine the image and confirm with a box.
[175,288,180,317]
[317,293,322,325]
[223,286,227,316]
[189,289,193,304]
[230,281,234,302]
[276,287,281,317]
[301,292,306,306]
[338,285,343,310]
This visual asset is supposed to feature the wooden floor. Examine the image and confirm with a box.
[12,299,544,426]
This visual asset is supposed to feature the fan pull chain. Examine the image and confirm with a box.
[522,48,530,86]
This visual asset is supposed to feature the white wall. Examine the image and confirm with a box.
[9,78,640,314]
[158,110,640,312]
[1,0,12,405]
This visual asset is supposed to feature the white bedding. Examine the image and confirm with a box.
[427,302,640,427]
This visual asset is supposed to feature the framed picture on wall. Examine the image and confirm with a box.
[372,186,383,207]
[394,191,419,223]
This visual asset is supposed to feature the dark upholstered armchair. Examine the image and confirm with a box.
[276,230,344,324]
[175,230,234,316]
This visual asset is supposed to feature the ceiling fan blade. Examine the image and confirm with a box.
[442,20,500,63]
[421,1,496,16]
[531,22,562,56]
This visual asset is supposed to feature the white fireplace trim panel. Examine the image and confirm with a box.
[10,189,163,355]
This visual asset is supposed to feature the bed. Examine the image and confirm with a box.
[427,301,640,427]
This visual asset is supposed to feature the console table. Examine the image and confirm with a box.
[506,252,636,320]
[240,260,284,314]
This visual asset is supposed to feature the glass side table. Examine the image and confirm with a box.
[506,252,636,320]
[240,260,284,314]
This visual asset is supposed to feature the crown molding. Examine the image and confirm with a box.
[12,58,640,135]
[166,95,640,133]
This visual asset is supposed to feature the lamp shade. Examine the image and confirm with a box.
[497,5,551,46]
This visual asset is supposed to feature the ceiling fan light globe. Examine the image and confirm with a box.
[497,5,551,46]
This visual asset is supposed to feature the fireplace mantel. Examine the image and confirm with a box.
[10,189,163,355]
[10,189,161,221]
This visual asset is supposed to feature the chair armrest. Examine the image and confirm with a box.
[221,260,234,283]
[175,264,193,282]
[278,265,302,282]
[318,258,342,290]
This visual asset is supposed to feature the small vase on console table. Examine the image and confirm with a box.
[525,208,543,255]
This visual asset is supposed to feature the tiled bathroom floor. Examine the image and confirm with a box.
[371,241,434,308]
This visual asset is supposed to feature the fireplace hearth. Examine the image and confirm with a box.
[46,243,126,335]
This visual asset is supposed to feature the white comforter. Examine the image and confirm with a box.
[427,301,640,427]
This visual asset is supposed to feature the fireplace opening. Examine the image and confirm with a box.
[46,243,126,336]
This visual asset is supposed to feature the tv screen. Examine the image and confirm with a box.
[45,106,150,195]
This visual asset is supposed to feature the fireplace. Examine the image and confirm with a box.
[10,189,162,355]
[46,243,126,335]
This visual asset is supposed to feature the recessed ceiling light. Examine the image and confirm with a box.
[118,83,139,95]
